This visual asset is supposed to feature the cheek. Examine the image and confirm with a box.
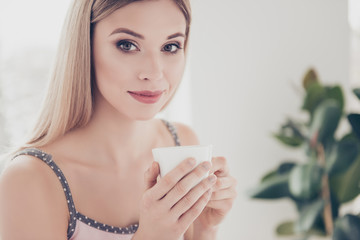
[93,49,134,89]
[165,57,186,88]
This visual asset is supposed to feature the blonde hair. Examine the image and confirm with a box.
[15,0,191,151]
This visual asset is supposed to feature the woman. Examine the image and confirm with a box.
[0,0,237,239]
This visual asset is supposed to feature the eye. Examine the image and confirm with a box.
[162,43,182,54]
[116,40,139,52]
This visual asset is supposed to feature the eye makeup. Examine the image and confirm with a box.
[114,38,184,55]
[116,39,139,52]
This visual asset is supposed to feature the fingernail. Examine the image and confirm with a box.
[201,161,211,171]
[208,174,217,183]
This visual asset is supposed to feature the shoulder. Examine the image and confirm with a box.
[172,122,200,146]
[0,153,60,192]
[0,154,68,238]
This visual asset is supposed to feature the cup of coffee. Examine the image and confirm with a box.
[152,145,213,178]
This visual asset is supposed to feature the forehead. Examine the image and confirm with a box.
[95,0,186,36]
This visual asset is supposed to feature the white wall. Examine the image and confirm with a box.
[0,0,72,147]
[189,0,350,239]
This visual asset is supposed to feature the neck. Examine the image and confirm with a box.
[70,96,158,165]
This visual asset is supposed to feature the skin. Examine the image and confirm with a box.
[0,0,237,239]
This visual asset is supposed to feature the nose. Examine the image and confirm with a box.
[138,52,164,81]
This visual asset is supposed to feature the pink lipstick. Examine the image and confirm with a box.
[128,90,164,104]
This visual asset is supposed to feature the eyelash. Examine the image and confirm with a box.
[163,42,183,54]
[115,40,183,54]
[116,40,139,52]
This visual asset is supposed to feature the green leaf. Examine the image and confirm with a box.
[278,162,297,174]
[274,134,304,147]
[261,162,297,183]
[325,85,344,113]
[274,119,305,147]
[289,163,323,200]
[249,174,290,199]
[295,199,325,233]
[348,114,360,140]
[330,191,340,219]
[330,155,360,203]
[327,134,360,175]
[333,214,360,240]
[303,69,319,90]
[309,99,342,145]
[261,169,278,183]
[302,82,326,115]
[276,221,295,236]
[353,88,360,101]
[307,227,327,236]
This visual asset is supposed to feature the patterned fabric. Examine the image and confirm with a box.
[162,119,180,146]
[13,120,182,240]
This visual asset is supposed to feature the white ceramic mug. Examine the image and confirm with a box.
[152,145,213,178]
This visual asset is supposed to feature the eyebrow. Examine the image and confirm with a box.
[167,32,185,40]
[109,28,144,39]
[109,27,185,40]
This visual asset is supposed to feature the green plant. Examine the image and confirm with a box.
[249,69,360,239]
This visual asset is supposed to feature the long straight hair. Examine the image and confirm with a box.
[14,0,191,152]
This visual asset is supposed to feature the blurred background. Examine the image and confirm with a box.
[0,0,359,239]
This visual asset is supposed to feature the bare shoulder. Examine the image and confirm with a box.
[172,122,200,146]
[0,154,68,239]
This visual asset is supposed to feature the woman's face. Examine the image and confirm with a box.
[92,0,187,120]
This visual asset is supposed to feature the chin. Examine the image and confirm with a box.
[117,98,168,121]
[133,102,168,121]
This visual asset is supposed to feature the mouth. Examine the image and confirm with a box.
[127,90,164,104]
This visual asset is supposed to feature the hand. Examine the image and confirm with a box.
[194,157,237,234]
[133,158,217,240]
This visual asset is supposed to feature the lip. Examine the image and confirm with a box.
[128,90,164,104]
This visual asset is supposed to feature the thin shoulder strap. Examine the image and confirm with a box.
[13,148,77,238]
[161,119,181,146]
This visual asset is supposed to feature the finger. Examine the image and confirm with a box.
[150,158,197,200]
[206,199,234,214]
[213,176,237,191]
[163,161,212,207]
[210,157,229,177]
[169,173,217,216]
[210,187,237,201]
[177,188,212,228]
[144,161,160,190]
